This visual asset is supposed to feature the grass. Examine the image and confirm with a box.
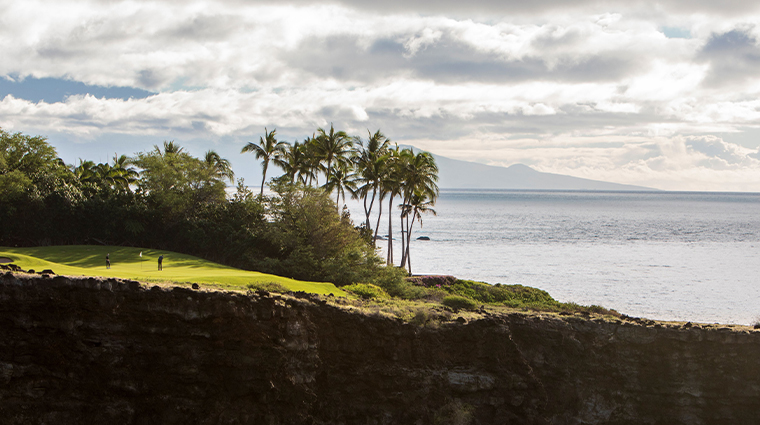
[0,246,621,325]
[0,245,346,296]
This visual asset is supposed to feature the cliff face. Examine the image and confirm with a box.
[1,273,759,425]
[506,315,760,424]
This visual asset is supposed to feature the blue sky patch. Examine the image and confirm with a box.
[0,77,154,103]
[662,27,691,39]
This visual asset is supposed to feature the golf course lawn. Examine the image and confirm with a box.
[0,245,346,296]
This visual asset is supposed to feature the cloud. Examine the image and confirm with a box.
[280,16,663,85]
[4,0,760,190]
[412,133,760,191]
[404,28,443,57]
[684,135,758,168]
[0,2,692,89]
[213,0,760,20]
[698,27,760,87]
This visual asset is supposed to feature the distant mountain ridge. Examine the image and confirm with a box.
[412,148,654,191]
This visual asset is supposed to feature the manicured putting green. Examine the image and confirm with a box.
[0,245,345,296]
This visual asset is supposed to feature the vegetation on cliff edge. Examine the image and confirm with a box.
[0,245,346,296]
[1,128,617,322]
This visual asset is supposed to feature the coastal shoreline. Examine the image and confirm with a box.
[2,271,760,424]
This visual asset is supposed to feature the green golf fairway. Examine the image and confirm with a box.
[0,245,346,296]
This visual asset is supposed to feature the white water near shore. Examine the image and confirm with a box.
[345,190,760,325]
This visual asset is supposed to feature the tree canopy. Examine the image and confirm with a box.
[0,125,439,283]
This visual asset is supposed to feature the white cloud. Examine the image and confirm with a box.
[413,133,760,191]
[404,27,443,57]
[4,1,760,190]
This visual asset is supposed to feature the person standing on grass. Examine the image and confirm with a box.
[158,255,163,271]
[106,253,111,269]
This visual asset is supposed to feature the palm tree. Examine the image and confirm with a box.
[73,158,137,192]
[94,163,125,189]
[396,148,413,269]
[241,128,288,196]
[280,141,307,184]
[111,154,139,191]
[382,145,404,265]
[72,159,99,183]
[314,124,353,185]
[354,129,390,242]
[354,130,391,247]
[156,140,185,156]
[401,189,437,274]
[302,136,323,186]
[398,149,439,271]
[324,162,357,213]
[203,150,235,183]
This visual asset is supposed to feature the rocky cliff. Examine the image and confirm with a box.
[1,273,759,424]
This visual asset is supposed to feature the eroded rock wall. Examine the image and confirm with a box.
[506,314,760,424]
[0,274,545,424]
[1,273,760,424]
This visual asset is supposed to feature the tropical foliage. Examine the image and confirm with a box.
[241,128,287,195]
[0,125,439,287]
[1,127,619,319]
[242,125,439,273]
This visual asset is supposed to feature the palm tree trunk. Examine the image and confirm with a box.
[366,189,376,231]
[363,194,370,230]
[387,195,394,265]
[373,195,383,247]
[405,213,414,273]
[400,194,412,267]
[326,158,332,187]
[399,210,406,269]
[406,225,413,275]
[260,161,268,196]
[336,189,341,214]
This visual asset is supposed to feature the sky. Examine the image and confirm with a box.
[3,1,760,191]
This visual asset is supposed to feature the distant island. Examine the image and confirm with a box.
[426,150,654,191]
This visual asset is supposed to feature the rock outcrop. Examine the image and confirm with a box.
[1,273,759,424]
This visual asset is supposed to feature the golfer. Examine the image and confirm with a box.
[158,255,164,271]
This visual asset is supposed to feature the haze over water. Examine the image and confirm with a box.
[352,190,760,325]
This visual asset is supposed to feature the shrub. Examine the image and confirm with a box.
[374,267,443,300]
[409,308,433,326]
[246,282,289,293]
[369,265,408,295]
[421,287,450,303]
[406,275,457,287]
[442,295,478,311]
[257,181,385,286]
[441,279,561,309]
[343,283,390,300]
[587,304,619,316]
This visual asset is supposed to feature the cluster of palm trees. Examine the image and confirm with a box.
[70,142,235,192]
[66,128,439,273]
[241,125,439,273]
[71,155,139,191]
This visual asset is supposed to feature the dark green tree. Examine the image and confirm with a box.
[132,141,227,219]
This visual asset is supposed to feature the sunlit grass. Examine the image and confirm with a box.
[0,245,346,296]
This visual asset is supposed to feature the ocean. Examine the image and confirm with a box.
[347,190,760,325]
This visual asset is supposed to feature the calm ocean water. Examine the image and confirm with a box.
[347,190,760,325]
